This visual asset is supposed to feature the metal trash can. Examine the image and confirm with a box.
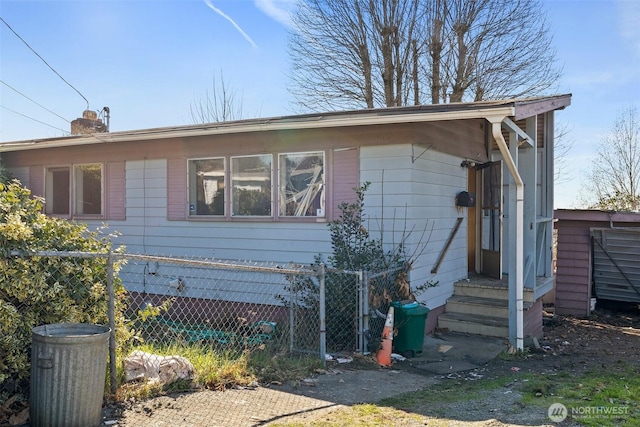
[31,323,111,427]
[391,301,430,357]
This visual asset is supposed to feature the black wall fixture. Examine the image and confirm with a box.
[456,191,476,207]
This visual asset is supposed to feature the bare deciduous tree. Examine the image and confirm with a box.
[436,0,561,103]
[190,71,244,123]
[585,106,640,211]
[288,0,561,111]
[289,0,423,111]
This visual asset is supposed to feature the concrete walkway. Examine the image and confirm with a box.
[411,332,507,375]
[112,332,508,426]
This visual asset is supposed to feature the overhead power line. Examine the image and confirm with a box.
[1,105,70,135]
[0,16,90,110]
[1,80,71,123]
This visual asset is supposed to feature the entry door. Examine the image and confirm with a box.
[480,162,502,279]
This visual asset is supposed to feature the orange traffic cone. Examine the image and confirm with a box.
[376,306,394,367]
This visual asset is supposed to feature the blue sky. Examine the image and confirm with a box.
[1,0,639,208]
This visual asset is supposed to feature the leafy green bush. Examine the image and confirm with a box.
[0,180,127,396]
[0,161,10,185]
[281,183,431,352]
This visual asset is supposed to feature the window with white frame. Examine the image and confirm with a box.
[279,152,325,217]
[231,154,272,216]
[187,151,326,219]
[45,163,103,216]
[189,158,225,216]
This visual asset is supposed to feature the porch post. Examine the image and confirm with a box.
[489,117,524,350]
[543,112,555,277]
[520,116,537,287]
[508,130,518,348]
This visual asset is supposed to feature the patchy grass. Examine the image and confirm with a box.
[519,363,640,426]
[270,404,429,427]
[496,347,532,361]
[379,374,516,410]
[114,343,321,401]
[271,363,640,426]
[271,374,521,426]
[114,343,251,400]
[248,350,324,384]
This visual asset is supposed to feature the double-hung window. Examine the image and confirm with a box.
[45,163,103,216]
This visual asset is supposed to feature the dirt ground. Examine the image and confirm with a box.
[101,302,640,427]
[414,302,640,426]
[485,302,640,377]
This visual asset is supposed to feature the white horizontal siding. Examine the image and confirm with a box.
[100,220,332,259]
[360,145,467,309]
[119,261,292,303]
[80,159,333,304]
[85,159,332,265]
[8,167,29,186]
[83,150,469,307]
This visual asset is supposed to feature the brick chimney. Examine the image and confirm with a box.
[71,110,107,135]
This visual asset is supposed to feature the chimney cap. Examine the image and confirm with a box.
[82,110,97,120]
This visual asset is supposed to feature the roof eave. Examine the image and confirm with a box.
[0,94,572,153]
[513,94,572,121]
[0,105,517,152]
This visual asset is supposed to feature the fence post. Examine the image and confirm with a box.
[356,270,364,353]
[107,252,117,395]
[362,269,370,354]
[319,263,326,367]
[289,277,295,353]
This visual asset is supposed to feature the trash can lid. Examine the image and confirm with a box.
[391,300,419,309]
[411,305,430,315]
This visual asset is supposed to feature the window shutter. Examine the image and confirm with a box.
[107,161,126,220]
[332,148,359,219]
[167,158,187,220]
[29,166,44,198]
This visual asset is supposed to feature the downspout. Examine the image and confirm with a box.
[488,117,524,351]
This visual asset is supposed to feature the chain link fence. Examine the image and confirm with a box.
[1,250,404,425]
[120,254,325,358]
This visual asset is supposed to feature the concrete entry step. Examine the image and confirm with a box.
[437,312,508,338]
[445,295,534,319]
[453,279,535,303]
[445,295,509,318]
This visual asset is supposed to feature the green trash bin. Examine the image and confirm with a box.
[391,300,430,357]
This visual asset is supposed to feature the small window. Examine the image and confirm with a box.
[45,167,70,215]
[189,158,225,216]
[279,152,325,217]
[231,155,272,216]
[74,164,102,215]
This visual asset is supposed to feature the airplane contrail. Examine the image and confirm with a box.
[203,0,257,49]
[254,0,295,29]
